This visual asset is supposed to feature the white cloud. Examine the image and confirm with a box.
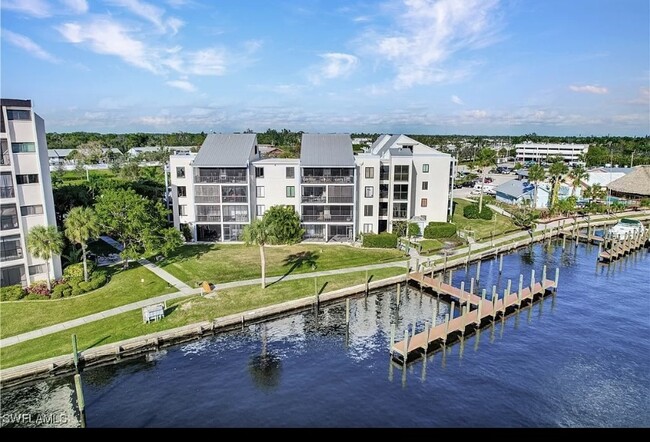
[1,0,51,18]
[365,0,502,88]
[309,52,359,84]
[353,16,371,22]
[107,0,184,34]
[166,0,190,7]
[569,85,608,94]
[163,48,227,75]
[60,0,88,14]
[57,18,157,72]
[2,29,60,63]
[166,79,196,92]
[451,95,464,105]
[628,87,650,105]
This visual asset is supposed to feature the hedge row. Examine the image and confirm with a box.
[362,232,398,248]
[51,271,108,299]
[463,204,494,220]
[423,222,457,239]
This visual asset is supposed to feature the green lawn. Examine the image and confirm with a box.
[0,267,405,369]
[159,243,407,286]
[452,199,519,241]
[0,263,175,339]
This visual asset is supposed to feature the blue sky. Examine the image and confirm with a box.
[2,0,648,135]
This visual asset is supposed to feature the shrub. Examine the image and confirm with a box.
[463,204,494,220]
[26,281,50,297]
[63,288,73,297]
[362,232,398,248]
[51,283,70,299]
[23,293,50,301]
[407,223,421,237]
[641,198,650,208]
[1,284,25,301]
[392,221,407,237]
[424,222,457,239]
[63,262,97,282]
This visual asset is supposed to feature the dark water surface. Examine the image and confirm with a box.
[2,240,649,428]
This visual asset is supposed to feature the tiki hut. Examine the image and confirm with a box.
[607,165,650,200]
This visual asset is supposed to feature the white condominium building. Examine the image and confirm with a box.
[1,99,62,287]
[515,142,589,163]
[170,133,455,242]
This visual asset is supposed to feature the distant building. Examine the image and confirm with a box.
[48,148,122,167]
[515,142,589,163]
[128,146,194,156]
[169,133,455,242]
[1,98,62,287]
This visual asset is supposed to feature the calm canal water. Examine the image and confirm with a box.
[2,238,649,428]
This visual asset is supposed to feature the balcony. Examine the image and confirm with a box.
[379,190,389,199]
[302,195,326,203]
[379,208,388,217]
[302,175,354,184]
[0,248,23,262]
[196,215,221,222]
[195,196,221,203]
[195,175,247,184]
[302,215,353,222]
[0,151,9,166]
[328,196,353,204]
[222,215,249,222]
[222,196,247,203]
[0,186,15,198]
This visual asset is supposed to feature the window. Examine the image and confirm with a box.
[0,235,22,262]
[392,202,407,219]
[29,264,46,275]
[364,205,373,216]
[421,198,428,207]
[365,186,374,198]
[393,184,408,200]
[365,167,374,179]
[1,265,25,286]
[422,164,430,173]
[380,165,390,180]
[255,167,264,178]
[11,142,35,153]
[286,186,295,197]
[1,140,9,166]
[256,205,265,217]
[422,181,428,190]
[177,186,187,197]
[394,165,409,181]
[176,167,185,178]
[363,223,373,233]
[1,204,18,230]
[256,186,265,198]
[20,205,43,216]
[15,174,39,184]
[178,205,187,216]
[0,172,14,198]
[286,167,295,179]
[6,110,31,120]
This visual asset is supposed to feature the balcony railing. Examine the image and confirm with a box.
[196,215,221,222]
[222,215,249,222]
[302,215,353,222]
[302,195,326,203]
[1,152,9,166]
[379,191,389,199]
[195,196,221,203]
[302,176,354,184]
[328,197,354,204]
[379,209,388,216]
[0,248,23,262]
[222,196,248,203]
[195,175,247,184]
[0,187,15,198]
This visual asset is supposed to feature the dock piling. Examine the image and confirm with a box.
[542,265,547,284]
[499,254,503,274]
[470,277,475,295]
[476,260,481,282]
[506,279,512,299]
[518,274,523,306]
[74,374,86,428]
[345,298,350,325]
[460,281,465,297]
[396,283,401,306]
[530,269,536,293]
[554,268,560,291]
[71,334,79,372]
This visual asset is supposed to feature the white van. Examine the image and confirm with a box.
[471,183,495,195]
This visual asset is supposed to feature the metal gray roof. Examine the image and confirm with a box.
[495,179,534,198]
[389,147,412,157]
[193,134,257,167]
[300,134,354,167]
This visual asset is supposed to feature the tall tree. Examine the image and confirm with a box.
[94,188,181,266]
[27,225,64,291]
[527,164,546,210]
[242,218,271,288]
[64,206,101,282]
[568,164,589,197]
[474,147,497,213]
[548,159,569,208]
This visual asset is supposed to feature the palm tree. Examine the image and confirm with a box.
[527,164,546,210]
[27,225,64,291]
[548,159,569,208]
[64,206,101,282]
[568,164,589,197]
[242,218,271,288]
[474,147,497,213]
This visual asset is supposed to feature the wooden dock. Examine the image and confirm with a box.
[390,267,558,363]
[598,229,649,262]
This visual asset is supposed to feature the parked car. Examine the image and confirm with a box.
[484,177,494,184]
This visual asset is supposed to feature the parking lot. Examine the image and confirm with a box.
[453,171,516,198]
